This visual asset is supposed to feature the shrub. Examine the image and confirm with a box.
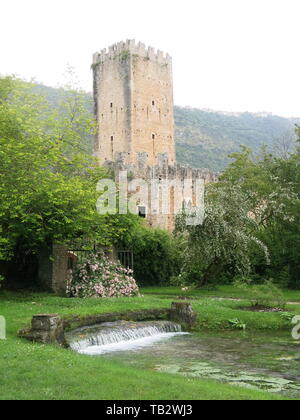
[234,278,287,309]
[68,252,139,298]
[228,319,247,330]
[118,226,181,286]
[171,266,203,288]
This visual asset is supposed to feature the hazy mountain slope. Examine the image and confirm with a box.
[175,107,299,171]
[32,84,299,172]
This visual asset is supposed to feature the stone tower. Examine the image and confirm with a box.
[92,40,176,166]
[93,41,216,231]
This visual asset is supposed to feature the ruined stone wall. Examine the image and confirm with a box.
[38,244,72,295]
[106,155,217,231]
[38,245,54,290]
[93,40,175,166]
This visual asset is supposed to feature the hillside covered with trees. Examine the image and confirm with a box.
[175,107,299,171]
[34,84,299,172]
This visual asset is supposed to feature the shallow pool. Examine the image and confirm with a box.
[100,330,300,398]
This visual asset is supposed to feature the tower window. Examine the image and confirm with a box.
[152,100,155,106]
[138,206,146,218]
[111,136,114,158]
[110,102,113,108]
[152,134,155,140]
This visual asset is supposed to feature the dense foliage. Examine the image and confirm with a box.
[222,139,300,288]
[176,131,300,289]
[234,278,287,309]
[175,184,270,287]
[0,76,138,274]
[1,77,299,291]
[117,225,181,286]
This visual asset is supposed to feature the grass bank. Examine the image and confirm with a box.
[0,289,297,400]
[142,286,300,331]
[142,285,300,302]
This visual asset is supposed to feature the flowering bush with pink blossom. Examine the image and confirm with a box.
[67,252,139,298]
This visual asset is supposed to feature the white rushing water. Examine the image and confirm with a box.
[68,321,189,355]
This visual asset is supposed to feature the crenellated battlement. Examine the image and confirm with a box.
[104,155,217,184]
[93,39,172,66]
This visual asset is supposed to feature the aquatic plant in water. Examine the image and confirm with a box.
[155,361,300,396]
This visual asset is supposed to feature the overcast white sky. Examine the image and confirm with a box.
[1,0,299,117]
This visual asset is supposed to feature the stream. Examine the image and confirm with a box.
[67,322,300,398]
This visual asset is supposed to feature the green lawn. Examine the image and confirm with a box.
[141,285,300,331]
[142,285,300,302]
[0,289,297,400]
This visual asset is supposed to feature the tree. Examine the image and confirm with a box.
[175,136,300,288]
[175,182,269,287]
[0,76,137,267]
[220,142,300,288]
[272,131,297,159]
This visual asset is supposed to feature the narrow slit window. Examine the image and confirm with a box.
[111,136,114,158]
[152,100,155,106]
[110,102,113,108]
[152,134,155,140]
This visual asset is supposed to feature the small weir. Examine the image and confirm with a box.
[18,310,300,398]
[66,320,188,355]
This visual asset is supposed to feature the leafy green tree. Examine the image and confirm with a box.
[0,76,136,267]
[175,183,269,287]
[221,142,300,288]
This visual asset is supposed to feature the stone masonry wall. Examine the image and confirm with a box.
[93,40,176,167]
[38,244,73,295]
[106,155,217,231]
[93,40,217,231]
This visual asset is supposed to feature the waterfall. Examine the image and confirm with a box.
[67,320,188,355]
